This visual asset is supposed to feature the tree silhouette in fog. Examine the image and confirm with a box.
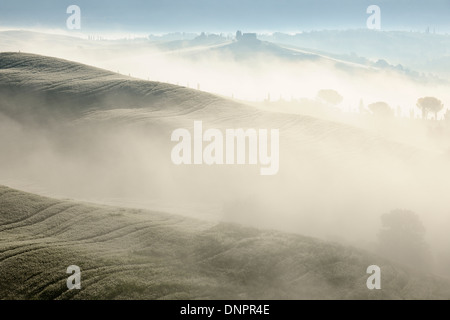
[416,97,443,120]
[444,109,450,121]
[316,89,343,106]
[368,101,393,117]
[236,30,242,41]
[378,209,431,271]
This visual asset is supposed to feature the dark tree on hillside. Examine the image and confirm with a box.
[378,209,431,271]
[317,89,343,106]
[416,97,443,120]
[368,101,393,117]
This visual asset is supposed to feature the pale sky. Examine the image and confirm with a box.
[0,0,449,33]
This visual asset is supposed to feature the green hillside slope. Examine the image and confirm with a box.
[1,185,449,300]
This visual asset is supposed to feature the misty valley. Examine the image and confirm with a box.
[170,121,280,175]
[1,22,450,300]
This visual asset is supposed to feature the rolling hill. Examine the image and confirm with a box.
[0,52,445,237]
[260,30,450,80]
[0,51,242,118]
[1,52,450,299]
[2,30,449,107]
[1,185,450,300]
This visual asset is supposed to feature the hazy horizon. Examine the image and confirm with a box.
[1,0,450,34]
[1,1,450,301]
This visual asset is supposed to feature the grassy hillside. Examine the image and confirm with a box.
[0,52,246,119]
[1,52,450,299]
[0,52,424,155]
[1,185,450,300]
[0,52,444,247]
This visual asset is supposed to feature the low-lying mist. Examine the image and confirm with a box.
[1,92,450,277]
[1,30,450,110]
[1,31,450,278]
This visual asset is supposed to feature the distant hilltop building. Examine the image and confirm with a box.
[236,30,258,42]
